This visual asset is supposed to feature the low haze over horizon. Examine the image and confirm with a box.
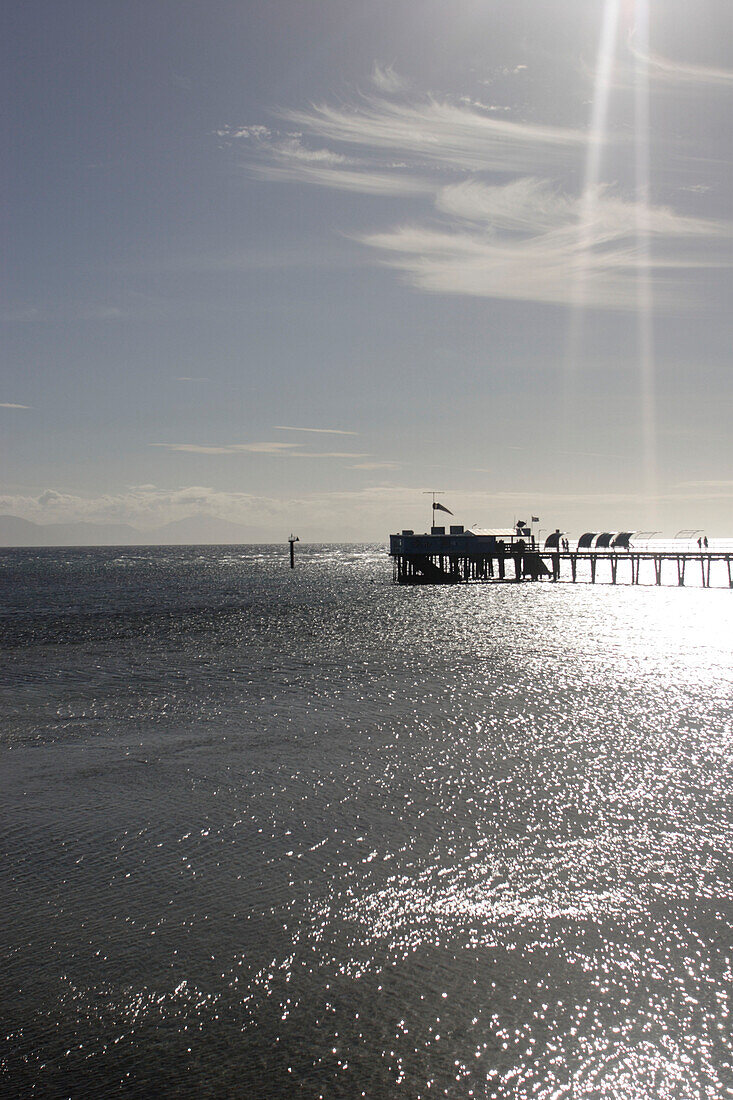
[3,0,732,542]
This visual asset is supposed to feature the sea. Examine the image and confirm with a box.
[2,543,733,1099]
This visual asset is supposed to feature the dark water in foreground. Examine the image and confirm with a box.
[2,544,733,1099]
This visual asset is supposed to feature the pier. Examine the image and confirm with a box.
[390,529,733,589]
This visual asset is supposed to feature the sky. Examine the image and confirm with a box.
[2,0,732,542]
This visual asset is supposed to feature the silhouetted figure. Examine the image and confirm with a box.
[704,536,709,549]
[698,538,702,549]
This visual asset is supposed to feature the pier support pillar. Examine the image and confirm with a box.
[702,556,710,588]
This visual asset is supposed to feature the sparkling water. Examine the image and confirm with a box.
[2,545,732,1098]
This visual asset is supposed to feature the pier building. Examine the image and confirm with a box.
[390,523,550,584]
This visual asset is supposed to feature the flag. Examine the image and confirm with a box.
[433,502,453,516]
[531,516,539,523]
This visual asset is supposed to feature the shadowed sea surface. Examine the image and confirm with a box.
[2,544,733,1099]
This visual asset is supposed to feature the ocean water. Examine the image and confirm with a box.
[2,544,733,1099]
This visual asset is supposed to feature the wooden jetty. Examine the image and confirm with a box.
[389,527,733,589]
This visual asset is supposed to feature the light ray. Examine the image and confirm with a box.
[634,0,658,516]
[564,0,621,378]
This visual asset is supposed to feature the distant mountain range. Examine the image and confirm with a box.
[0,513,256,546]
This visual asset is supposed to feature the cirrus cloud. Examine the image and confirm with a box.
[150,441,370,459]
[223,79,731,312]
[628,34,733,87]
[361,178,729,310]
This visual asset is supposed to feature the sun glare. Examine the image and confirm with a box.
[564,0,621,373]
[633,0,658,517]
[565,0,658,517]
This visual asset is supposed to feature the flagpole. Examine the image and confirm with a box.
[423,489,445,532]
[423,490,454,531]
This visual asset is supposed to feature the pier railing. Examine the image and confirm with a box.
[549,546,733,588]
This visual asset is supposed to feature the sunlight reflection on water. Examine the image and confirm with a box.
[1,546,732,1097]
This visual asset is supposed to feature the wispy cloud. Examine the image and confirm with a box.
[300,452,371,459]
[361,178,729,310]
[80,305,125,320]
[674,479,733,490]
[150,441,370,458]
[275,425,358,436]
[151,441,300,455]
[220,123,430,197]
[224,80,730,311]
[173,376,210,382]
[221,90,586,199]
[0,403,31,409]
[628,35,733,87]
[370,62,409,94]
[558,448,624,460]
[249,160,431,196]
[348,461,400,470]
[279,95,586,176]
